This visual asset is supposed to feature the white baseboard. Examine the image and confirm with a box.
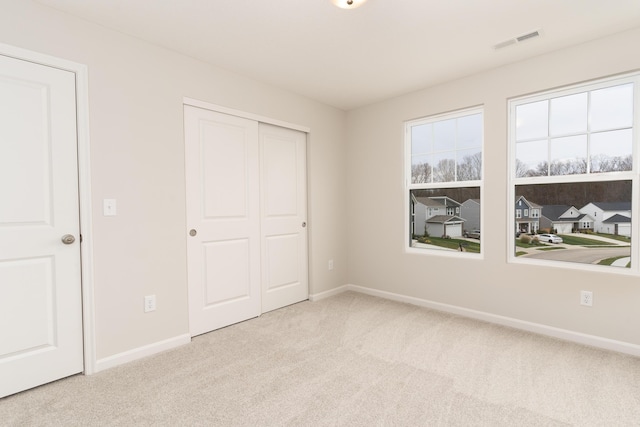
[94,334,191,373]
[326,284,640,358]
[309,285,350,302]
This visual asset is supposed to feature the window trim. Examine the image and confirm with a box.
[508,72,640,274]
[405,106,484,258]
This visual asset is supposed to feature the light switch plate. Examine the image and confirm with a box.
[103,199,117,216]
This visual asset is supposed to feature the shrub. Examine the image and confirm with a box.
[519,234,532,244]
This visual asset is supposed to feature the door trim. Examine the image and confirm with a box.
[0,43,96,374]
[183,99,311,325]
[184,97,310,133]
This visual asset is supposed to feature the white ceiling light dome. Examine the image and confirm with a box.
[331,0,368,9]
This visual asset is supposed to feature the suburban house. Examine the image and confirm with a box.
[412,195,465,237]
[539,205,594,234]
[515,196,541,234]
[580,202,632,236]
[460,199,481,232]
[603,214,632,237]
[4,1,640,421]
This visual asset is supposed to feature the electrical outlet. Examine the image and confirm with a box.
[580,290,593,307]
[144,295,156,312]
[328,259,334,270]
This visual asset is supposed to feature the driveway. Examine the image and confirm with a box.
[523,246,630,264]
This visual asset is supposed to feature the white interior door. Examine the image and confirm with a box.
[0,54,83,397]
[259,124,308,312]
[185,106,261,336]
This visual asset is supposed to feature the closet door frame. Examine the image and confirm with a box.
[183,97,310,333]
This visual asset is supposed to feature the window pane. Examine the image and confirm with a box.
[516,139,548,177]
[516,100,548,141]
[457,149,481,181]
[590,129,633,172]
[411,154,431,183]
[457,113,483,150]
[432,152,456,183]
[550,92,587,136]
[411,124,432,155]
[550,135,587,176]
[433,118,456,151]
[590,83,633,132]
[410,187,481,252]
[514,181,631,269]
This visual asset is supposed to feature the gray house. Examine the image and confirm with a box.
[412,195,465,237]
[540,205,593,233]
[515,196,541,234]
[460,199,481,233]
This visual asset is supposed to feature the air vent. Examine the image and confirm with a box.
[494,29,542,50]
[494,39,517,50]
[516,30,540,42]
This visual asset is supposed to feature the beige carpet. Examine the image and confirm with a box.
[2,291,639,426]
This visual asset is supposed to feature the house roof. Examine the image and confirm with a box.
[429,196,462,207]
[415,196,463,208]
[540,205,582,221]
[590,201,632,212]
[426,215,465,224]
[515,195,542,209]
[415,197,445,208]
[603,214,631,224]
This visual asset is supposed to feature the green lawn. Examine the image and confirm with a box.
[558,234,616,246]
[536,246,565,251]
[428,237,481,253]
[594,233,631,243]
[598,256,631,267]
[517,233,629,248]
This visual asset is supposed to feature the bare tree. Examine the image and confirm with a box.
[457,152,482,181]
[532,161,549,177]
[591,154,633,173]
[411,162,431,183]
[433,158,456,182]
[515,158,530,178]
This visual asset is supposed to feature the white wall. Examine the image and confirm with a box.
[347,27,640,347]
[0,1,348,362]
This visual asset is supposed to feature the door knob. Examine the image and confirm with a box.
[61,234,76,245]
[302,222,307,228]
[189,229,197,236]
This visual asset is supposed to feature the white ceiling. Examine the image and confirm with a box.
[37,0,640,110]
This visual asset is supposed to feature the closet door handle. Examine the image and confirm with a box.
[302,222,307,228]
[189,229,197,236]
[61,234,76,245]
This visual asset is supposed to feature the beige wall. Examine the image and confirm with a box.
[4,0,640,364]
[347,27,640,346]
[1,1,348,360]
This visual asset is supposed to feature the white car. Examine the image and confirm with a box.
[463,229,481,239]
[538,233,563,243]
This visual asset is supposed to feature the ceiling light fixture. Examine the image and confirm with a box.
[331,0,367,9]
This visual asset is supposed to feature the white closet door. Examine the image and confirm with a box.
[259,124,308,312]
[184,106,261,336]
[0,54,83,397]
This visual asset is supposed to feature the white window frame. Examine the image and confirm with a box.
[508,73,640,274]
[405,106,484,258]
